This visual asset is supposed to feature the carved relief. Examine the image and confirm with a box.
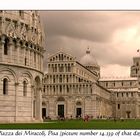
[31,29,37,43]
[6,21,16,38]
[20,24,28,41]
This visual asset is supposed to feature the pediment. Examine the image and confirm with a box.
[48,51,75,62]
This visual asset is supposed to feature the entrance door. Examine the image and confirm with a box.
[76,108,82,118]
[58,105,64,117]
[126,111,131,118]
[42,108,46,118]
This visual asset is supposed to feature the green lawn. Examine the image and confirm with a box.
[0,119,140,129]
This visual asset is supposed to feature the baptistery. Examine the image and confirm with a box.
[0,11,44,122]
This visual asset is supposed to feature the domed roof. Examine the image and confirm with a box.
[80,48,98,66]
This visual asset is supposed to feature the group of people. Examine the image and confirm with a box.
[43,114,92,122]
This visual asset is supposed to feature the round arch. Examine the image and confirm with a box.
[0,67,17,83]
[22,71,33,84]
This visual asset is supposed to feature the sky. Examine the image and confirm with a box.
[40,11,140,77]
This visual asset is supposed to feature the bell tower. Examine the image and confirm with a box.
[130,50,140,77]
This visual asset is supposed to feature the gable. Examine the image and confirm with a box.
[48,51,75,62]
[6,21,17,38]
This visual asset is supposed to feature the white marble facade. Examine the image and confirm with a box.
[43,50,113,120]
[0,11,44,122]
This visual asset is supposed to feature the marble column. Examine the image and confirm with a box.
[14,82,19,122]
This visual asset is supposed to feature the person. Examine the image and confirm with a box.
[84,115,89,122]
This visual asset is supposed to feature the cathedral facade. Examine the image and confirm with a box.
[0,11,44,122]
[43,49,113,120]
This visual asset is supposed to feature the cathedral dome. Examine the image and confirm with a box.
[80,48,98,66]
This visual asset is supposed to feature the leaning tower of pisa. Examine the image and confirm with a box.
[0,11,44,122]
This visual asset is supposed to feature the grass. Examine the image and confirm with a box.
[0,119,140,129]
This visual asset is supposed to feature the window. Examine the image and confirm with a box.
[91,88,92,93]
[53,86,55,92]
[25,57,27,66]
[60,85,62,93]
[23,81,27,96]
[67,85,69,93]
[3,78,8,95]
[121,82,123,86]
[53,78,55,83]
[106,82,108,87]
[117,93,119,97]
[54,67,57,72]
[136,69,138,74]
[4,38,8,55]
[118,104,120,109]
[131,92,133,97]
[136,62,139,66]
[34,52,36,65]
[114,82,115,87]
[61,54,63,61]
[126,93,128,97]
[59,76,62,83]
[68,65,71,72]
[79,87,81,92]
[43,86,45,92]
[59,54,61,60]
[66,76,69,82]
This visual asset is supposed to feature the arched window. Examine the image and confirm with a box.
[60,85,62,93]
[136,69,138,74]
[59,75,62,83]
[23,81,27,96]
[67,85,69,93]
[118,104,120,109]
[34,52,36,65]
[25,57,27,66]
[3,78,8,95]
[43,86,45,92]
[53,86,55,92]
[4,38,8,55]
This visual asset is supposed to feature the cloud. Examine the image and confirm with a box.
[41,11,140,42]
[101,64,130,77]
[40,11,140,76]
